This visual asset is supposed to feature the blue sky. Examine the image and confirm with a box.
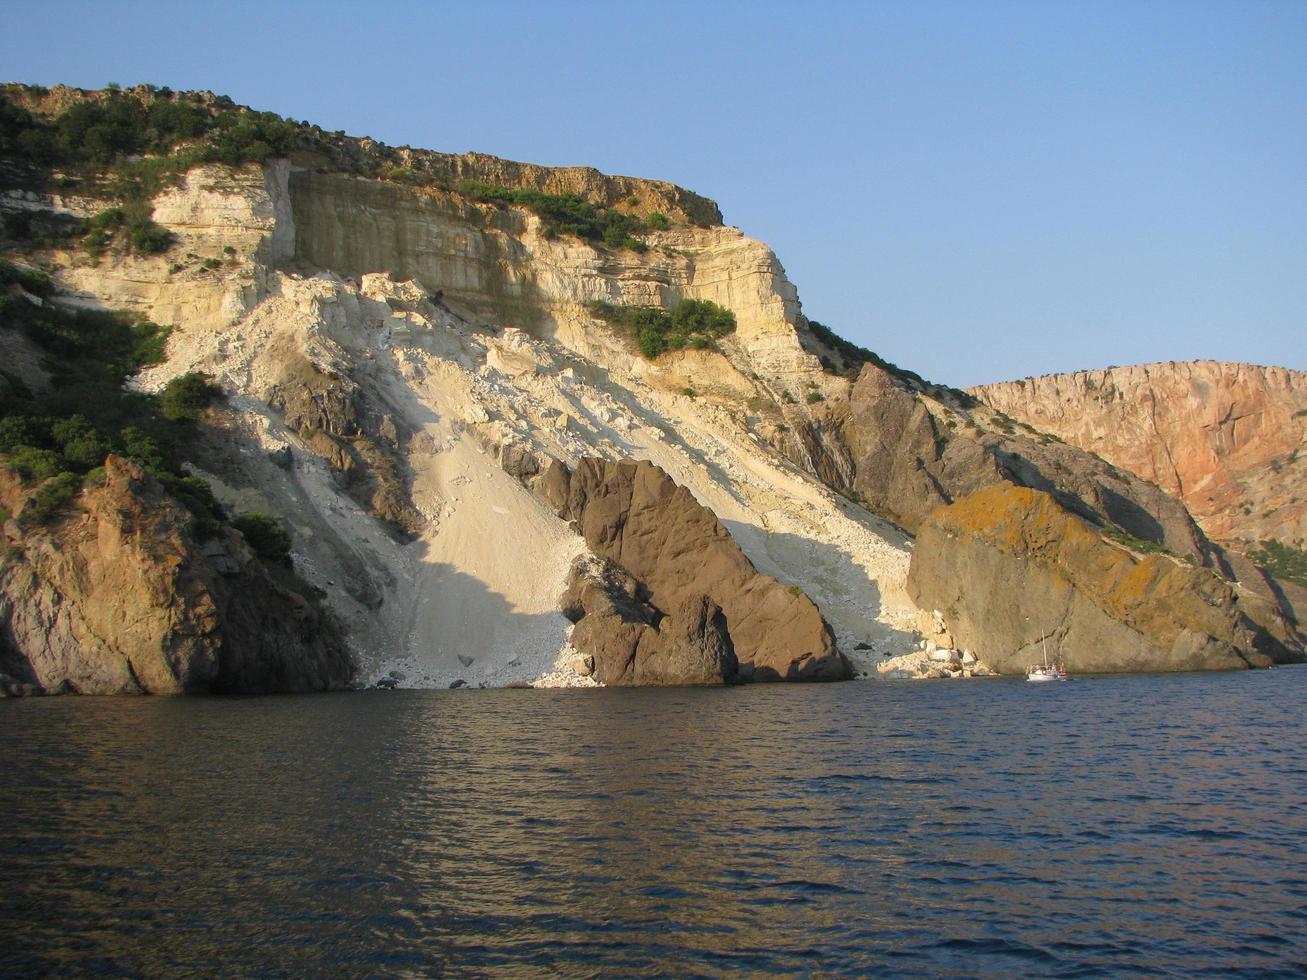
[3,0,1304,386]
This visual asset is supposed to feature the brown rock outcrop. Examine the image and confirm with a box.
[970,362,1307,547]
[562,563,738,686]
[0,457,353,695]
[844,362,1212,560]
[907,485,1302,674]
[542,458,850,683]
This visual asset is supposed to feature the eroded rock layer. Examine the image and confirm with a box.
[543,458,851,682]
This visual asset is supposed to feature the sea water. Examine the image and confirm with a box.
[2,669,1305,975]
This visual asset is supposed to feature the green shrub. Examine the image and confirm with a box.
[670,298,735,338]
[6,446,66,482]
[458,181,649,250]
[588,298,736,359]
[160,371,221,421]
[0,259,52,296]
[21,471,82,525]
[159,473,225,536]
[806,391,825,404]
[1102,526,1169,556]
[51,414,111,470]
[116,426,166,470]
[646,212,670,230]
[84,227,109,259]
[233,512,293,567]
[0,416,46,453]
[1248,540,1307,588]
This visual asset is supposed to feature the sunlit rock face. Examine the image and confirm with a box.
[972,362,1307,548]
[3,87,1298,689]
[907,484,1300,675]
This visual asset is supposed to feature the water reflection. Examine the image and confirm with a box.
[2,670,1306,975]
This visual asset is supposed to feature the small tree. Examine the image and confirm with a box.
[160,372,221,422]
[233,512,293,567]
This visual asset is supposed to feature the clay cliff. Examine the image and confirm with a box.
[970,362,1307,548]
[0,457,352,695]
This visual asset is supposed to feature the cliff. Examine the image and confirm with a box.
[970,362,1307,548]
[2,85,915,689]
[0,457,352,695]
[843,362,1212,559]
[907,484,1298,675]
[2,83,1297,688]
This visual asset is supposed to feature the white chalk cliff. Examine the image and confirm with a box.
[10,159,923,687]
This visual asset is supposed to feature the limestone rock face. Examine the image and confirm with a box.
[286,173,826,384]
[544,458,850,682]
[844,362,1211,560]
[970,362,1307,547]
[0,457,353,695]
[907,485,1301,674]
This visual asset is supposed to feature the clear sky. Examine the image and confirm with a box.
[3,0,1304,386]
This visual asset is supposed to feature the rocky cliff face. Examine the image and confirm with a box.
[543,458,850,683]
[844,362,1212,558]
[839,360,1303,671]
[907,485,1298,674]
[970,362,1307,548]
[3,99,916,689]
[4,85,1296,687]
[0,457,352,695]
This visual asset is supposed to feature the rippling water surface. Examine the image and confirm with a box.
[3,669,1307,976]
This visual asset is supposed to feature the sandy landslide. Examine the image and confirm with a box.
[137,269,923,687]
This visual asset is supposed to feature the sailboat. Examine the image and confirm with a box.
[1026,626,1069,683]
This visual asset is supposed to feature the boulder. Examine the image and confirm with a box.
[546,458,849,682]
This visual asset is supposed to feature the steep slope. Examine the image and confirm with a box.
[970,362,1307,548]
[3,110,918,687]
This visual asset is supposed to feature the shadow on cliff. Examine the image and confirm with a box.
[397,553,571,686]
[722,522,916,651]
[551,360,751,510]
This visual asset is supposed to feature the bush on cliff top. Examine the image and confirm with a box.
[458,180,649,252]
[1,86,308,260]
[588,298,737,359]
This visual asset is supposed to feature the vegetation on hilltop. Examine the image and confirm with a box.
[1,84,312,260]
[0,84,701,255]
[457,181,661,252]
[804,317,977,407]
[588,298,737,359]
